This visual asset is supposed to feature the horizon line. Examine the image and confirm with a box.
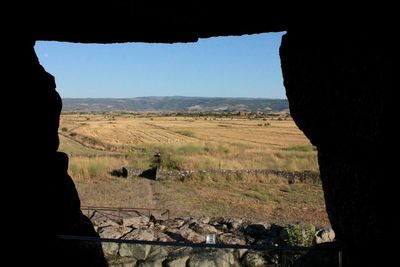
[61,96,288,100]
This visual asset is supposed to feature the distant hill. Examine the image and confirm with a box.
[62,96,289,113]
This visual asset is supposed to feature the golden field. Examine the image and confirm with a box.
[60,113,318,171]
[59,113,329,226]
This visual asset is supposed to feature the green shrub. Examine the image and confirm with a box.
[284,223,316,247]
[282,223,316,266]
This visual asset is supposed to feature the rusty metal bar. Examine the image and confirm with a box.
[81,206,169,213]
[58,235,342,253]
[81,206,171,221]
[81,206,170,213]
[161,209,170,220]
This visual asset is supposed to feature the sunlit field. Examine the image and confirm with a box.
[59,113,329,227]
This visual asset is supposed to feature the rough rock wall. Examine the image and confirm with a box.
[280,29,391,265]
[4,38,106,266]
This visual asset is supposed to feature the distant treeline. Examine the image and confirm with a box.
[62,96,289,113]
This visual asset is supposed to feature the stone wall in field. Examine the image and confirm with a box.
[123,167,320,184]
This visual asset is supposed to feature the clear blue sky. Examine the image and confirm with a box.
[35,32,286,99]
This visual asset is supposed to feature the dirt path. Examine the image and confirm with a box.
[140,179,157,209]
[76,178,158,209]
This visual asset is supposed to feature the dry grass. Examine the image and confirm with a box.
[61,114,310,149]
[60,114,318,173]
[76,176,329,227]
[68,156,129,180]
[60,113,328,226]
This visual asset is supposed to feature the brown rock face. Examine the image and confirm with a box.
[280,29,391,265]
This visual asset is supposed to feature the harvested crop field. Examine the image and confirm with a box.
[59,113,329,227]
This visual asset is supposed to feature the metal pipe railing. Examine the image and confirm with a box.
[58,234,341,252]
[81,206,170,220]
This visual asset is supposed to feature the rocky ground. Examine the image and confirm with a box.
[88,210,335,266]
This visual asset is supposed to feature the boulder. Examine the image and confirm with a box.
[155,232,175,242]
[93,218,120,228]
[102,242,119,257]
[190,222,221,235]
[226,218,243,231]
[188,249,238,267]
[122,215,150,228]
[99,226,132,239]
[163,255,190,267]
[315,228,335,244]
[163,218,187,229]
[198,216,210,224]
[163,247,193,267]
[138,258,164,267]
[123,228,155,241]
[182,229,206,243]
[241,251,269,267]
[119,243,152,260]
[107,257,137,267]
[219,233,246,245]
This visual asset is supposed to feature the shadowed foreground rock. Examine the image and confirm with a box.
[5,39,106,266]
[280,28,391,266]
[50,152,107,266]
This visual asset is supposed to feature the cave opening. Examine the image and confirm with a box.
[4,7,389,265]
[33,32,328,229]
